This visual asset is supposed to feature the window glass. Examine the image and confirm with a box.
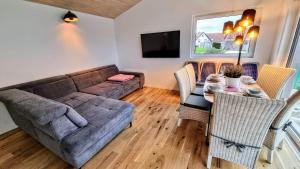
[191,14,256,58]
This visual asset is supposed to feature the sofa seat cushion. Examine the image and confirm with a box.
[80,82,124,99]
[61,97,134,156]
[107,77,140,94]
[122,77,140,92]
[55,92,97,108]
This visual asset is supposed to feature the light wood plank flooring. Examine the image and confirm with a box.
[0,87,299,169]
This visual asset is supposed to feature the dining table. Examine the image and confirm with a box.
[203,74,269,103]
[203,74,269,144]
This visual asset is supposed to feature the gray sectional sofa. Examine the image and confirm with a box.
[0,64,144,168]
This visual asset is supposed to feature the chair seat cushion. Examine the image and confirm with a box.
[80,82,124,99]
[183,95,211,111]
[55,92,97,108]
[192,86,204,96]
[61,97,134,156]
[196,81,205,86]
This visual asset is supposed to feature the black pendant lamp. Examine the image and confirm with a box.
[234,19,245,33]
[223,21,234,35]
[234,35,244,45]
[247,26,260,38]
[63,11,79,23]
[240,9,256,27]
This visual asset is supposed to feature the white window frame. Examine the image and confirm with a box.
[190,10,261,58]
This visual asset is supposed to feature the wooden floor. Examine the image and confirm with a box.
[0,87,299,169]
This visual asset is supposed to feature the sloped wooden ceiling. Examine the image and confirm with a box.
[28,0,141,18]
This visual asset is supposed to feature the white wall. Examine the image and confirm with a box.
[0,0,119,134]
[0,0,118,88]
[115,0,287,90]
[0,0,292,134]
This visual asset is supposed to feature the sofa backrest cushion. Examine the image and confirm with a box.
[68,64,119,90]
[0,75,77,99]
[69,71,105,90]
[0,89,67,125]
[0,89,88,140]
[31,77,77,99]
[99,65,119,80]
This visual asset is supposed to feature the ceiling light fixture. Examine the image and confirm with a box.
[63,11,79,23]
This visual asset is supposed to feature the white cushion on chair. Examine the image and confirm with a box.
[175,68,191,104]
[185,64,196,91]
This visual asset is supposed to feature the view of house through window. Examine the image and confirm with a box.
[192,14,254,57]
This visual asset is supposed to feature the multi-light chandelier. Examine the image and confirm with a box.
[223,9,260,65]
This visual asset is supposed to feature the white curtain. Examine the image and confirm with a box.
[270,0,300,67]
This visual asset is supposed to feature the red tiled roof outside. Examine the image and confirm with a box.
[206,33,225,43]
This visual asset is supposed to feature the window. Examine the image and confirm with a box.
[286,17,300,157]
[191,12,257,58]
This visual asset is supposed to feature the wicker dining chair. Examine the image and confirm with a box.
[174,68,211,135]
[185,64,204,96]
[264,90,300,163]
[219,62,234,74]
[198,62,217,86]
[257,64,295,99]
[242,62,259,80]
[207,92,286,169]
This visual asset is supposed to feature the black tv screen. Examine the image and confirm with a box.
[141,31,180,58]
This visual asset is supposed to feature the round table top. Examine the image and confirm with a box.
[203,74,269,103]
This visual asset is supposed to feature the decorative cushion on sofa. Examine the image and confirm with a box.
[80,82,124,99]
[66,108,88,127]
[108,74,135,82]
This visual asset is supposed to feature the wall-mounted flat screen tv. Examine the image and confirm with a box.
[141,30,180,58]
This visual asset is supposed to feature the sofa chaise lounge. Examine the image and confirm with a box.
[0,64,144,168]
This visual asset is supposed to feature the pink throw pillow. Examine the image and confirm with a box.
[108,74,135,82]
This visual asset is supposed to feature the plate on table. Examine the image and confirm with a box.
[246,87,263,97]
[207,74,221,83]
[206,84,222,94]
[241,76,256,84]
